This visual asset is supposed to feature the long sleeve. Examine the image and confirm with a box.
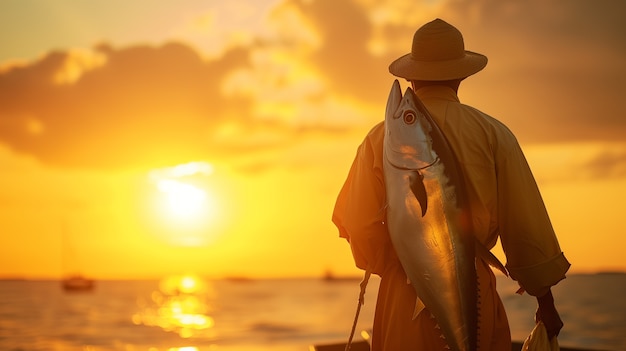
[496,140,570,296]
[332,123,396,275]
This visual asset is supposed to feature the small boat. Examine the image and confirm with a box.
[310,339,609,351]
[322,270,361,283]
[311,329,610,351]
[61,275,95,292]
[59,221,95,292]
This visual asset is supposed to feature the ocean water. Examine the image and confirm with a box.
[0,274,624,351]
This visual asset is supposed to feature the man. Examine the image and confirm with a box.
[332,18,570,351]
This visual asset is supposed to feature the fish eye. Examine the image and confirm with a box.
[403,111,417,125]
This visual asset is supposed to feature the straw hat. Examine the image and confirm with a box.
[389,18,487,81]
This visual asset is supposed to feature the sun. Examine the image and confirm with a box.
[157,179,212,221]
[147,162,223,246]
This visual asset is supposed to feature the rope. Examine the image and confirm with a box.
[345,269,372,351]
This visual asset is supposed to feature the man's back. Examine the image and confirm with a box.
[415,84,514,248]
[415,83,568,296]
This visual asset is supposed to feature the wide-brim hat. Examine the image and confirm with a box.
[389,18,487,81]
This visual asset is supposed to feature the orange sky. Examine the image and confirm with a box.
[1,0,625,279]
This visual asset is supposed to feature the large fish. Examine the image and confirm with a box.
[383,79,500,351]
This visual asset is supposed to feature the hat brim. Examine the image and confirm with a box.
[389,50,488,81]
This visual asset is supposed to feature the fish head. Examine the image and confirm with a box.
[384,80,437,170]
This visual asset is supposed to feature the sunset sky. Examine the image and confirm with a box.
[1,0,625,280]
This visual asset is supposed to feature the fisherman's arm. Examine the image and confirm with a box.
[495,140,570,337]
[495,138,570,286]
[332,124,391,275]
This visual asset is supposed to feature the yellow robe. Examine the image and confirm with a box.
[332,85,570,351]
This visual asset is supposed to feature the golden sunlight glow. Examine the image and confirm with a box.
[133,275,215,339]
[146,162,224,247]
[180,275,199,294]
[157,179,211,220]
[159,274,209,295]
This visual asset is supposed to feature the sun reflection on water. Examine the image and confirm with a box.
[133,274,216,340]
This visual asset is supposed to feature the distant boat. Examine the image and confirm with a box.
[60,220,95,292]
[322,270,361,283]
[223,276,254,283]
[61,275,95,292]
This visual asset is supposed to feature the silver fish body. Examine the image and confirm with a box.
[383,79,477,351]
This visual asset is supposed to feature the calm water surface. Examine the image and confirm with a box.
[0,274,624,351]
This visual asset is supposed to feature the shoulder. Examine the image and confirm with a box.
[460,104,520,152]
[360,121,385,152]
[462,104,511,132]
[353,122,385,173]
[366,121,385,140]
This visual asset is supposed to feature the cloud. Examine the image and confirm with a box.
[525,142,626,184]
[439,0,626,143]
[0,42,255,169]
[1,0,626,170]
[266,0,626,144]
[0,39,368,170]
[281,0,392,101]
[583,149,626,180]
[0,0,381,170]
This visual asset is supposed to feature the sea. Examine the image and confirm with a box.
[1,273,624,351]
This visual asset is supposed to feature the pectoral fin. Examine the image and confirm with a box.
[409,171,428,216]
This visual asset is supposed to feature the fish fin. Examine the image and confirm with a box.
[409,171,428,216]
[474,239,508,276]
[385,79,402,121]
[412,298,426,320]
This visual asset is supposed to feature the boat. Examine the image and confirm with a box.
[311,329,610,351]
[310,339,609,351]
[61,274,95,292]
[60,221,95,292]
[322,270,361,283]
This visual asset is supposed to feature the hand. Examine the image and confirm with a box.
[535,289,564,339]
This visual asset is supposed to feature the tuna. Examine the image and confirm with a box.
[383,79,478,351]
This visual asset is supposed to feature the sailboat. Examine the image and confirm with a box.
[62,274,95,292]
[60,221,95,292]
